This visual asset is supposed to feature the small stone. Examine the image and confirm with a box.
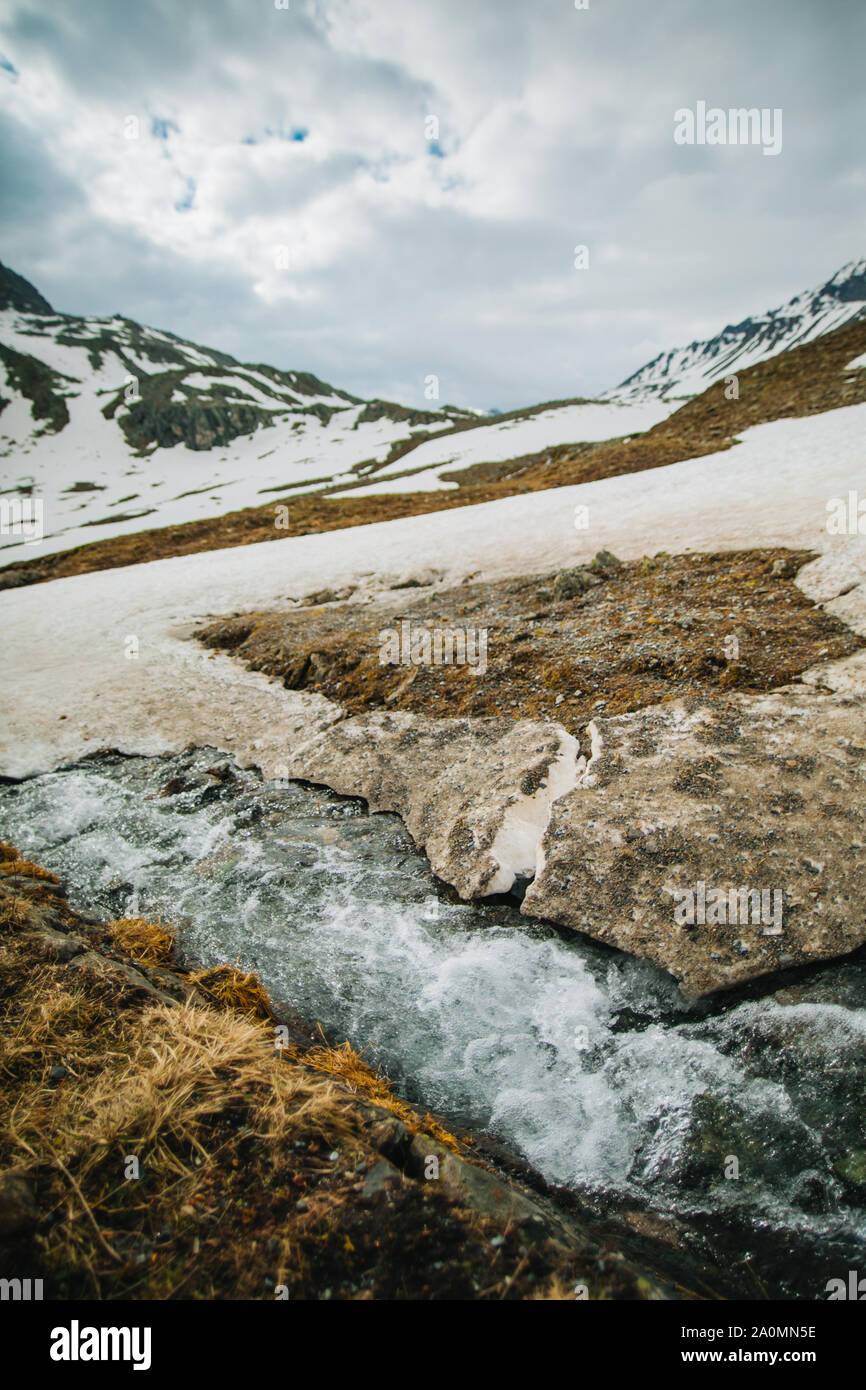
[48,1065,68,1083]
[554,567,601,600]
[369,1117,408,1161]
[361,1158,401,1198]
[771,557,797,578]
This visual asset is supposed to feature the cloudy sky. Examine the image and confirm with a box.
[0,0,864,410]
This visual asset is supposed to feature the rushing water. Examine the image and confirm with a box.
[2,747,865,1297]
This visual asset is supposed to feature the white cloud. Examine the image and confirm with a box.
[0,0,863,408]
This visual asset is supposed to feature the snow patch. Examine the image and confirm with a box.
[486,730,584,893]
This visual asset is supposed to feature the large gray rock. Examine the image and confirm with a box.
[281,685,866,997]
[286,711,584,897]
[522,691,866,997]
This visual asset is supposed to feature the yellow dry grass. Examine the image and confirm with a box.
[188,963,273,1019]
[0,928,361,1295]
[0,858,60,882]
[51,1001,357,1171]
[294,1037,467,1156]
[104,916,176,966]
[0,892,39,929]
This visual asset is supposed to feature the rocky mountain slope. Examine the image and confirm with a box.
[609,256,866,404]
[0,261,482,554]
[2,255,864,566]
[4,308,864,592]
[0,261,669,560]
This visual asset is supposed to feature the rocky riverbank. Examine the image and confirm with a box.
[0,839,721,1301]
[194,547,866,997]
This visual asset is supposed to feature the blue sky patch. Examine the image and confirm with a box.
[152,117,180,141]
[174,178,196,212]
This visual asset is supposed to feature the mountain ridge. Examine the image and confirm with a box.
[608,256,866,404]
[2,254,864,561]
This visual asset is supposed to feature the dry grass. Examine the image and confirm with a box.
[104,916,176,966]
[0,926,366,1297]
[188,963,273,1020]
[0,917,552,1300]
[195,547,860,736]
[0,893,39,929]
[55,1002,358,1170]
[0,858,60,882]
[295,1037,466,1156]
[0,859,690,1299]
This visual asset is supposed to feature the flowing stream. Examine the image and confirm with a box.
[2,746,865,1298]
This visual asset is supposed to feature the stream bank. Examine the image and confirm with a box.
[0,830,714,1301]
[2,747,864,1299]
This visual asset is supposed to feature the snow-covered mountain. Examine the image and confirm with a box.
[0,262,483,555]
[0,261,668,558]
[609,257,866,404]
[3,254,864,561]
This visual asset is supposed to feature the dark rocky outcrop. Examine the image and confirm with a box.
[0,261,54,315]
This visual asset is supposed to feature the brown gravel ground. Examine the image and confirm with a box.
[194,548,862,737]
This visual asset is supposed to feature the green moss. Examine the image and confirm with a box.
[835,1150,866,1186]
